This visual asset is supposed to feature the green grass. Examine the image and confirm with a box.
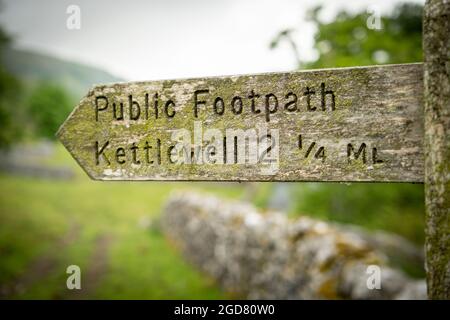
[0,143,243,299]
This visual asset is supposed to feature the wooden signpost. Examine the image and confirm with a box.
[57,0,449,299]
[57,63,424,182]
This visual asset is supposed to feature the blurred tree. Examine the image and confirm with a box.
[267,3,425,250]
[270,29,301,67]
[271,3,423,69]
[305,3,422,68]
[0,25,24,148]
[27,83,72,139]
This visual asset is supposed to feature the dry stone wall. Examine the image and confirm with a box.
[162,192,426,299]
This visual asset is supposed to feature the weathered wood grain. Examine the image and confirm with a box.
[423,0,450,299]
[57,63,424,182]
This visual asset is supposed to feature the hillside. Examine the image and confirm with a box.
[2,47,124,101]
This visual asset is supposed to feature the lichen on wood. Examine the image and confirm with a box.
[57,63,425,182]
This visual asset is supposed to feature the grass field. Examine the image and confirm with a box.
[0,143,245,299]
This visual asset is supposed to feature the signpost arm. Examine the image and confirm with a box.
[423,0,450,299]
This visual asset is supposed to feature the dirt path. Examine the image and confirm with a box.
[0,222,81,299]
[0,225,114,300]
[64,233,113,299]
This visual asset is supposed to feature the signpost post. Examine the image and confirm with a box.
[57,0,449,299]
[423,0,450,299]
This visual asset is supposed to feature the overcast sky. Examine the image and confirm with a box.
[0,0,424,81]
